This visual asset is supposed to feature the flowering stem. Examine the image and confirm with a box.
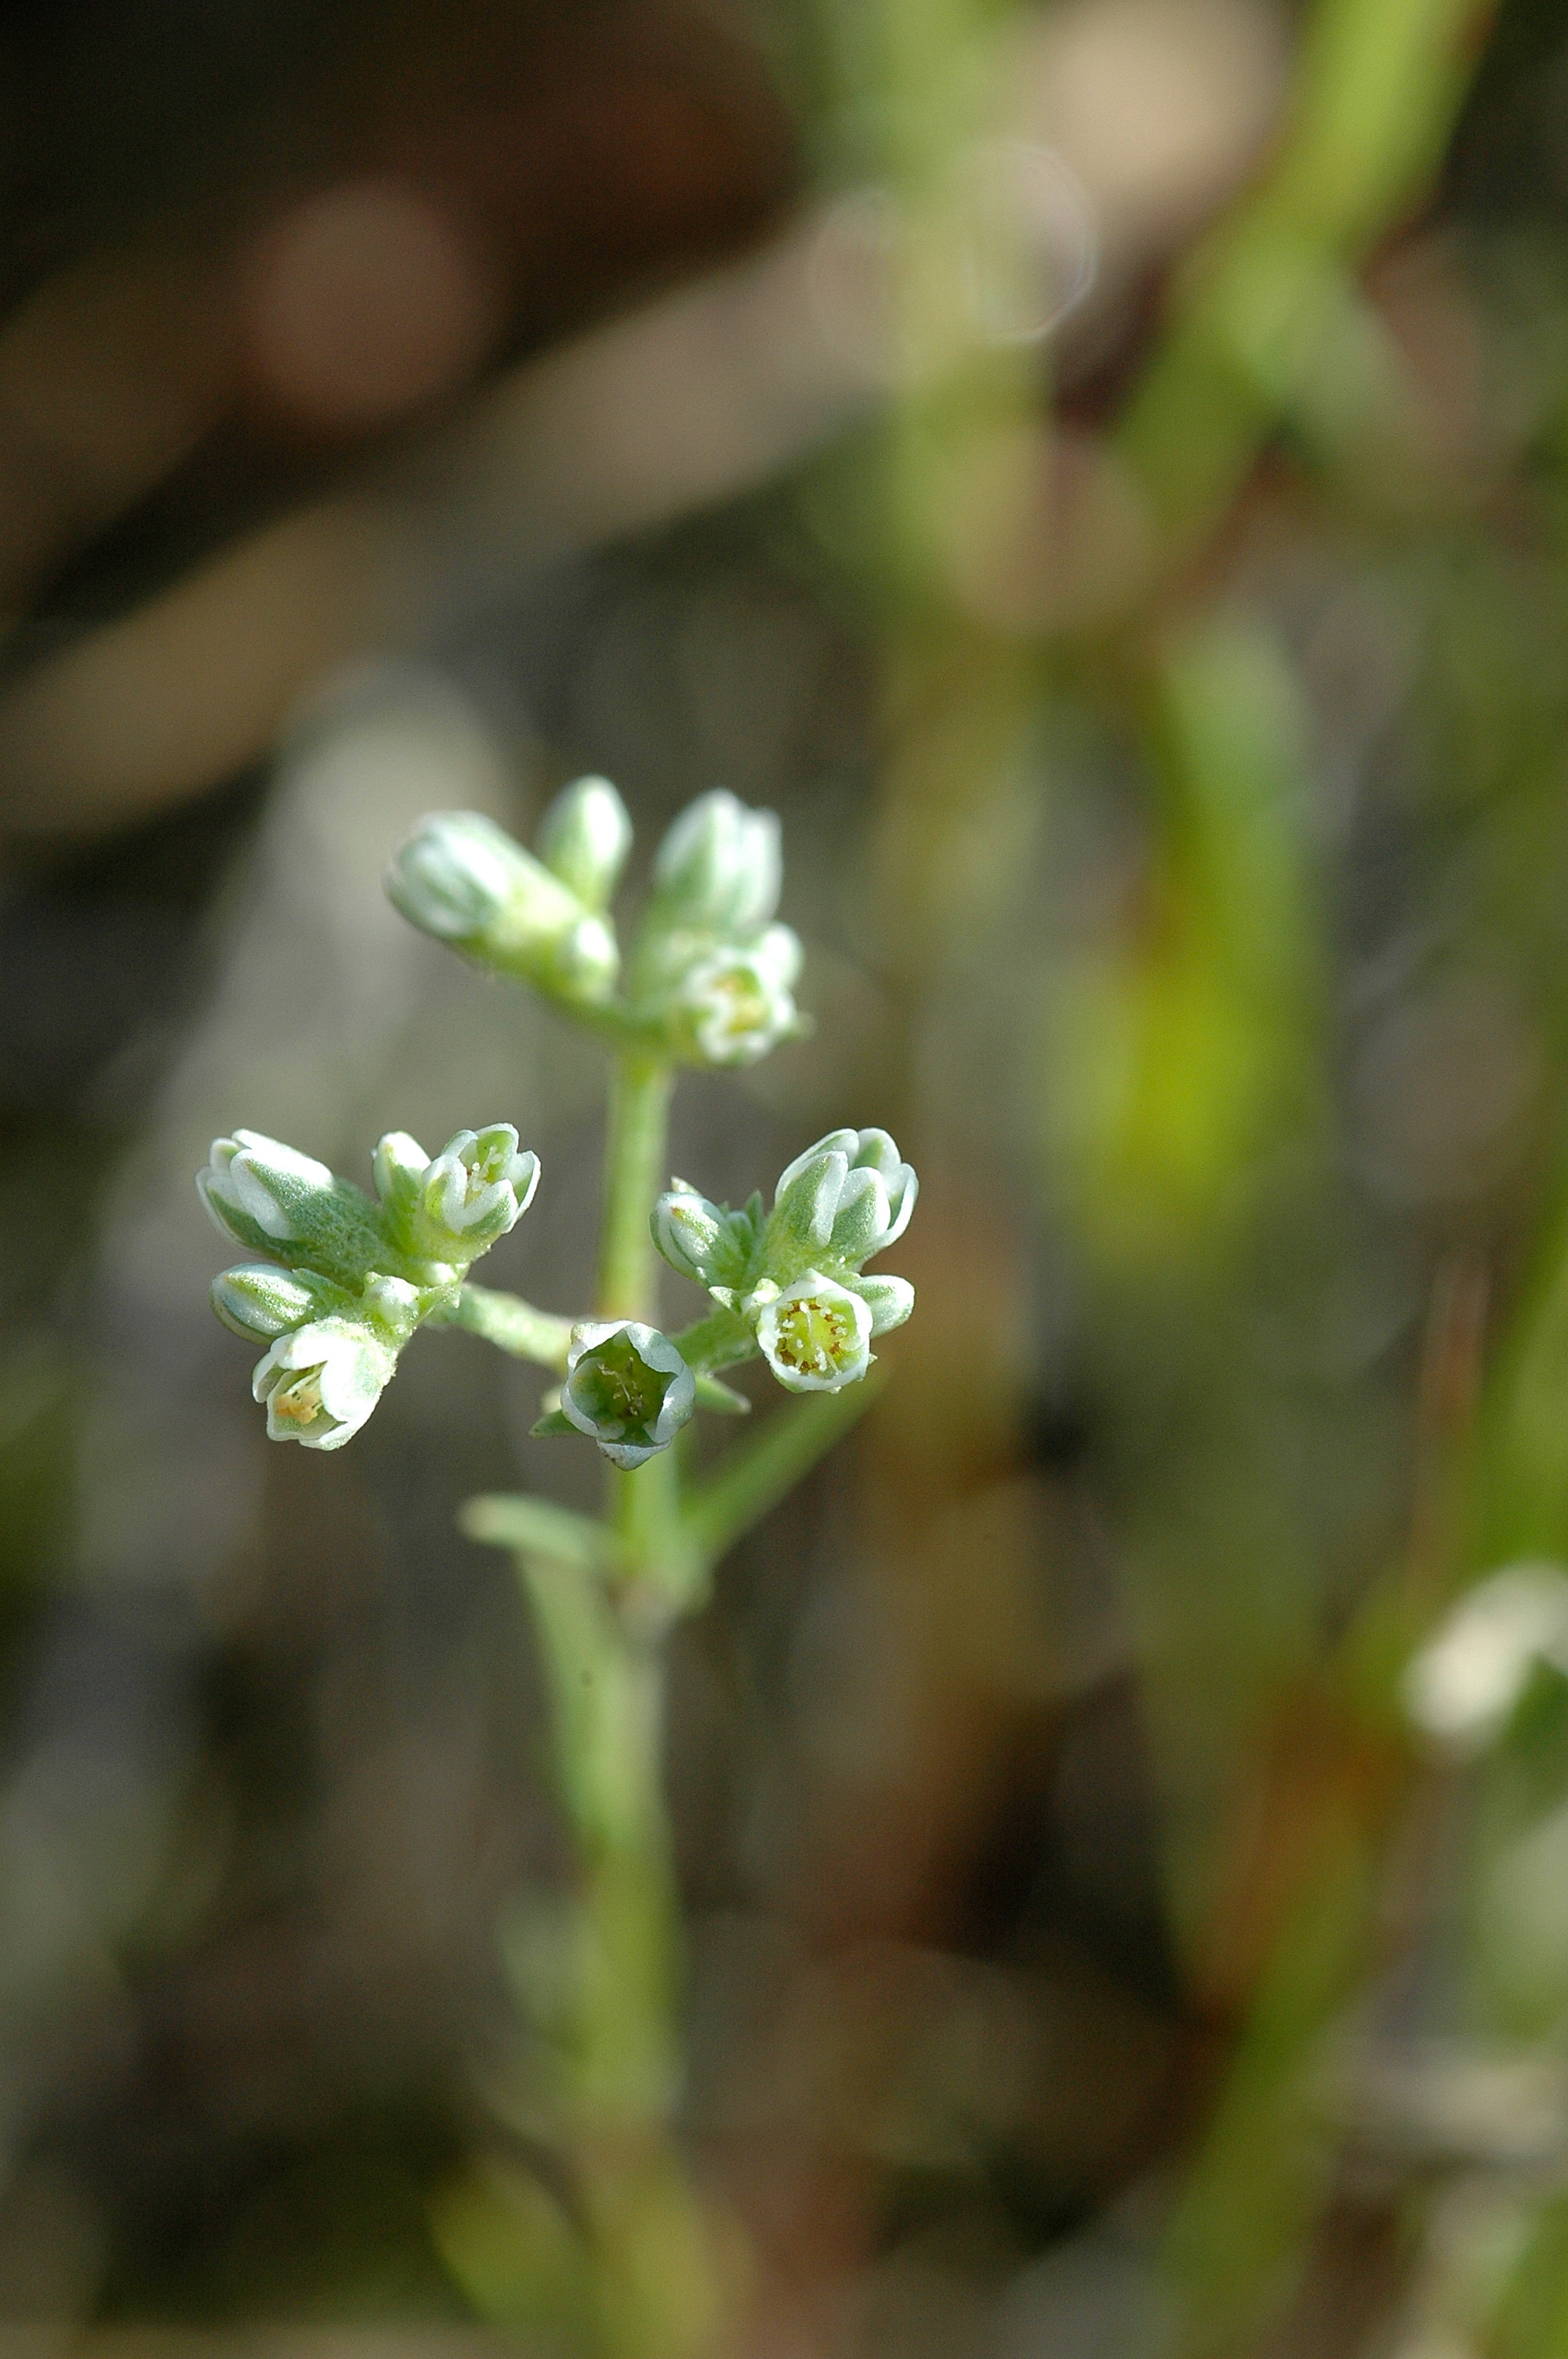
[598,1050,674,1323]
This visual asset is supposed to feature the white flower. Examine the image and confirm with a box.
[672,928,802,1067]
[1404,1565,1568,1752]
[420,1125,540,1257]
[756,1271,873,1393]
[537,776,633,908]
[650,790,782,935]
[561,1321,697,1469]
[251,1318,398,1452]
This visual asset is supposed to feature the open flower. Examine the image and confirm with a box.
[561,1321,697,1469]
[251,1318,399,1452]
[669,925,802,1067]
[756,1272,873,1394]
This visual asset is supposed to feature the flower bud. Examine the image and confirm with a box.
[756,1272,873,1394]
[771,1142,849,1259]
[769,1127,916,1270]
[371,1130,431,1241]
[650,1183,728,1285]
[537,776,633,909]
[419,1125,540,1261]
[648,791,781,935]
[198,1130,386,1288]
[211,1263,348,1342]
[649,1183,764,1292]
[560,1321,697,1470]
[252,1317,399,1451]
[848,1273,914,1336]
[387,811,619,1001]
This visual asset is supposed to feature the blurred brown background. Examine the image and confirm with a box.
[8,0,1568,2354]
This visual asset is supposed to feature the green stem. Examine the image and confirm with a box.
[597,1051,674,1323]
[682,1365,887,1568]
[673,1305,757,1376]
[451,1283,574,1369]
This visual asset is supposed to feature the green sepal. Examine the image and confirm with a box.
[529,1408,579,1439]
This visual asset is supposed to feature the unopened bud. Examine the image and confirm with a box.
[537,776,633,909]
[198,1131,385,1289]
[648,790,781,936]
[211,1263,347,1343]
[387,810,619,1001]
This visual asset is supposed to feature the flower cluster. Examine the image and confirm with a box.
[200,1123,538,1449]
[387,784,626,1004]
[626,791,804,1066]
[651,1129,917,1394]
[387,780,804,1070]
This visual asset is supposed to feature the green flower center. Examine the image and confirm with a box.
[572,1334,669,1437]
[771,1296,858,1380]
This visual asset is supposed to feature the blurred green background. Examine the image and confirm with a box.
[9,0,1568,2351]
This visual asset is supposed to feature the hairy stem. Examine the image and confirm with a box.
[451,1283,574,1369]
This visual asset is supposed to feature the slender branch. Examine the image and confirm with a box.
[681,1365,887,1569]
[673,1305,757,1376]
[450,1283,574,1369]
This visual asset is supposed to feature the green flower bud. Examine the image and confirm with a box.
[649,1183,727,1285]
[648,791,781,936]
[211,1263,350,1342]
[198,1131,386,1289]
[768,1127,916,1272]
[560,1321,697,1470]
[537,776,633,909]
[386,810,619,1001]
[251,1317,399,1451]
[756,1272,873,1394]
[371,1130,432,1241]
[649,1183,764,1292]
